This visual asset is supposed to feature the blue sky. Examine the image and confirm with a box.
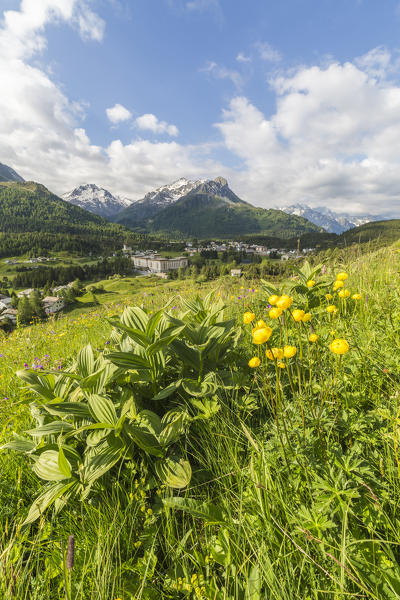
[2,0,400,215]
[42,0,400,147]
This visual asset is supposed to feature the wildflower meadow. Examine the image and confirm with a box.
[1,246,400,599]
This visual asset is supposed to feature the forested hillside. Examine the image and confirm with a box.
[0,182,142,256]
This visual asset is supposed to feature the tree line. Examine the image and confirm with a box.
[9,257,133,289]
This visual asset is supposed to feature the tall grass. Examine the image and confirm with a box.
[1,246,400,599]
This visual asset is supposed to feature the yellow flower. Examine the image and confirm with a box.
[248,356,261,368]
[256,319,267,329]
[283,345,297,358]
[327,305,337,313]
[306,280,315,287]
[266,347,284,360]
[338,289,350,298]
[352,293,361,300]
[268,294,279,305]
[276,295,293,310]
[329,338,349,355]
[309,333,319,342]
[302,313,311,322]
[269,307,282,319]
[325,293,333,300]
[243,311,255,324]
[336,272,348,281]
[252,327,272,344]
[292,309,305,322]
[277,361,286,369]
[333,280,344,291]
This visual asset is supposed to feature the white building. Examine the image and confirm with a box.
[17,289,33,298]
[132,254,188,273]
[43,296,65,314]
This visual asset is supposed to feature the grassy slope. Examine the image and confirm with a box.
[1,246,400,597]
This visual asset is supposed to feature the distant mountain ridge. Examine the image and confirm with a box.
[62,183,132,218]
[114,176,323,238]
[282,203,387,234]
[0,162,24,183]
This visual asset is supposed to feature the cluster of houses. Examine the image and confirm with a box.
[184,241,315,260]
[4,256,57,265]
[0,288,66,326]
[122,240,316,277]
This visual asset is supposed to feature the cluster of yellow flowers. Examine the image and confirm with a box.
[244,270,360,368]
[328,271,362,309]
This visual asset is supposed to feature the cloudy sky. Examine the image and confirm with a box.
[2,0,400,216]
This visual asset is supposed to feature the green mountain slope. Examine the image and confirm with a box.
[115,178,323,239]
[149,192,323,238]
[339,219,400,245]
[0,181,140,257]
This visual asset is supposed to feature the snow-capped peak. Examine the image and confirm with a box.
[281,203,385,234]
[137,176,236,208]
[62,183,132,218]
[141,177,207,205]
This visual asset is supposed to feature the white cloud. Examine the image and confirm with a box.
[236,52,252,64]
[255,41,281,63]
[215,51,400,215]
[0,0,105,60]
[355,46,393,79]
[76,5,105,41]
[201,61,243,90]
[106,103,132,124]
[135,114,179,137]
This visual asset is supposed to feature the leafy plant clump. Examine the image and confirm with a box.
[3,291,242,526]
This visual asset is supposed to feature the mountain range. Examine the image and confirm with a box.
[281,204,386,234]
[112,176,323,238]
[1,161,399,246]
[62,176,390,236]
[62,183,131,218]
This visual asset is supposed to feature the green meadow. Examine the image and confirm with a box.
[1,246,400,599]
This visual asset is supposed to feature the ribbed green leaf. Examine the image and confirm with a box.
[76,344,94,378]
[88,394,117,426]
[162,497,226,524]
[159,410,189,446]
[57,446,72,478]
[153,380,181,401]
[23,481,76,526]
[107,352,150,370]
[120,306,149,331]
[125,423,163,457]
[1,433,36,453]
[83,444,122,484]
[27,421,74,437]
[33,450,71,481]
[155,456,192,489]
[43,402,91,418]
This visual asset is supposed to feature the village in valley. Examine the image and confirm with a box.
[0,240,316,329]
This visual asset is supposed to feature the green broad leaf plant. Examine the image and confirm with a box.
[2,292,242,526]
